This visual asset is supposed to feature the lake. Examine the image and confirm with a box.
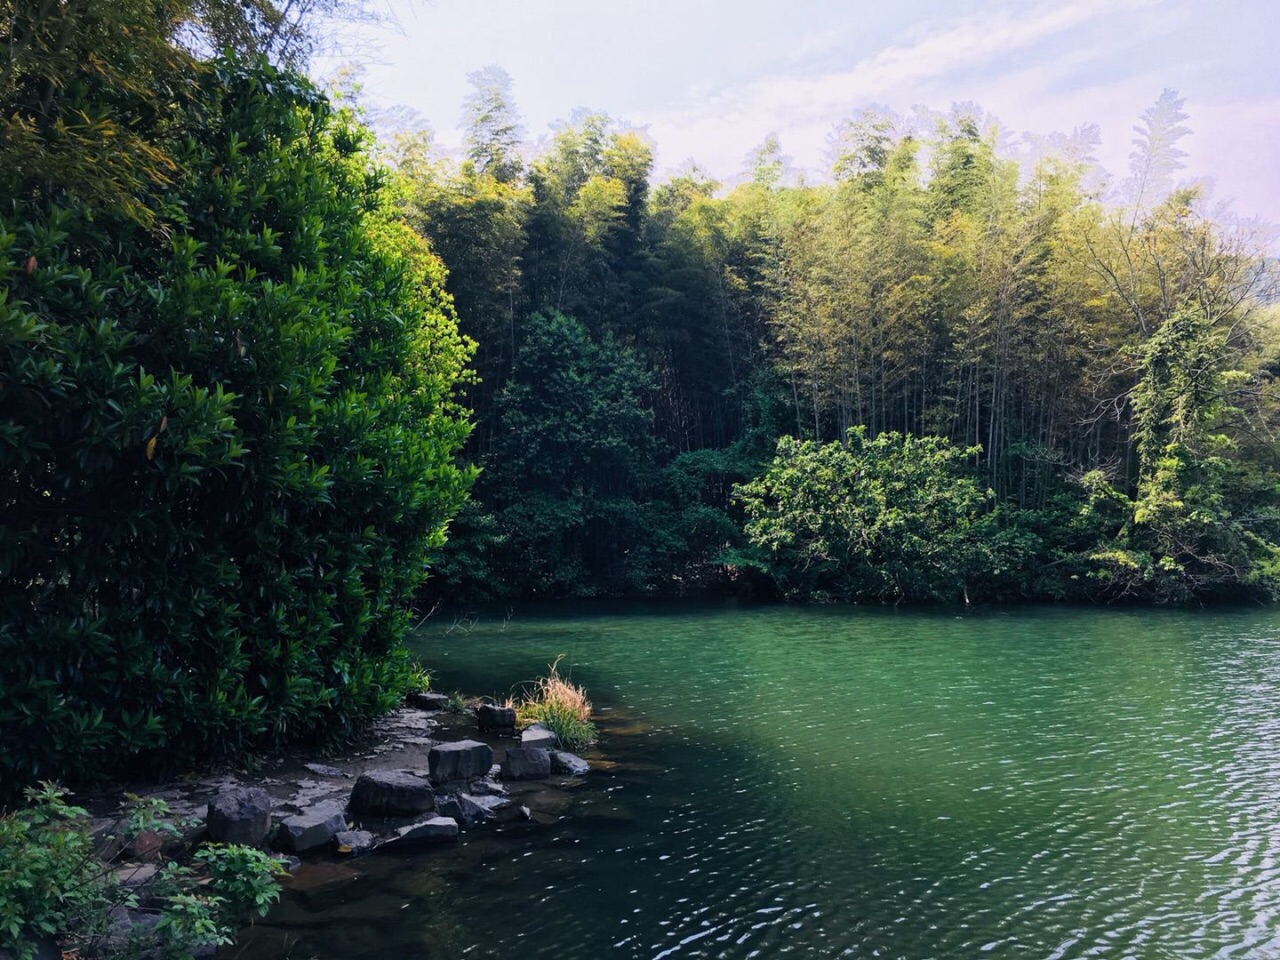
[235,602,1280,958]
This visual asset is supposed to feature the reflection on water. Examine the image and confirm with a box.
[232,603,1280,958]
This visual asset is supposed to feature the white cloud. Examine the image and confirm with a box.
[645,0,1176,181]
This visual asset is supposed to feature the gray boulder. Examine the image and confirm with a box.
[333,830,376,856]
[279,805,347,853]
[206,787,272,846]
[428,740,494,784]
[501,746,551,780]
[477,703,517,734]
[521,723,559,750]
[347,770,435,818]
[395,816,459,842]
[550,751,591,776]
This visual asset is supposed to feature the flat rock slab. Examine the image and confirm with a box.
[406,691,450,711]
[279,805,347,854]
[428,740,494,784]
[347,770,435,818]
[550,751,591,776]
[333,830,376,856]
[502,746,551,780]
[464,793,510,815]
[303,763,348,778]
[521,724,559,750]
[113,863,159,888]
[207,787,272,846]
[395,816,459,843]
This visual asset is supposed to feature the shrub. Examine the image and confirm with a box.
[510,658,597,751]
[0,58,474,799]
[0,784,285,960]
[736,428,1013,603]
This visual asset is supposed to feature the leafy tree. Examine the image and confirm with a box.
[462,65,524,184]
[0,59,474,796]
[437,311,655,597]
[738,428,1023,603]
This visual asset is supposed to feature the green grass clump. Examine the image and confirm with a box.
[510,658,597,751]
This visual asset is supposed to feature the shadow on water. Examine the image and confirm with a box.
[231,601,1280,958]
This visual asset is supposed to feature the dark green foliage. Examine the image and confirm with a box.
[440,311,654,597]
[0,60,474,797]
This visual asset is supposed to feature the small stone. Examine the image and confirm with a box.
[303,763,348,778]
[407,691,450,711]
[279,805,347,854]
[428,740,495,784]
[333,830,376,856]
[477,703,517,734]
[126,828,165,861]
[470,778,507,797]
[207,787,272,847]
[550,751,591,776]
[501,746,551,780]
[347,770,435,818]
[395,816,459,842]
[521,724,559,750]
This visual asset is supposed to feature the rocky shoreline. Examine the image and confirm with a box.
[90,693,599,946]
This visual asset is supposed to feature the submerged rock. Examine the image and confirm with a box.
[550,751,591,776]
[521,723,559,750]
[436,792,504,828]
[207,787,272,846]
[502,746,551,780]
[347,770,435,818]
[428,740,494,785]
[279,805,347,854]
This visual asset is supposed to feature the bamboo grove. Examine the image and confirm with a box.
[405,74,1280,604]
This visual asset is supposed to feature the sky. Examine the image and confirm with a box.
[321,0,1280,225]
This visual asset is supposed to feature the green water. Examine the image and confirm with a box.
[239,602,1280,958]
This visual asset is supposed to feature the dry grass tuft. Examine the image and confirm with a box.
[509,656,597,750]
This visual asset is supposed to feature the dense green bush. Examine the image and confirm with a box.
[737,428,1032,603]
[0,60,474,798]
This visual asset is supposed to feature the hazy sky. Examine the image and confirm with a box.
[326,0,1280,223]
